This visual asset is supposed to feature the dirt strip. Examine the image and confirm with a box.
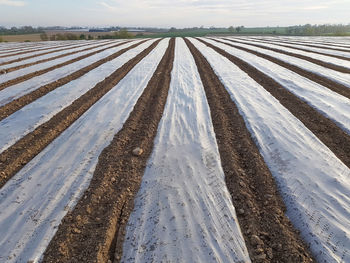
[0,39,160,189]
[185,39,315,262]
[199,38,350,168]
[0,41,130,91]
[0,41,113,71]
[0,41,144,121]
[209,38,350,101]
[223,38,350,73]
[0,42,87,58]
[42,38,175,263]
[234,37,350,62]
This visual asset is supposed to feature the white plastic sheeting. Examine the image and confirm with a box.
[241,36,350,49]
[216,38,350,89]
[0,43,63,55]
[190,37,350,263]
[0,41,83,63]
[229,37,350,62]
[0,40,143,106]
[0,38,169,263]
[0,39,158,154]
[0,40,118,70]
[0,41,121,83]
[203,38,350,135]
[122,38,250,263]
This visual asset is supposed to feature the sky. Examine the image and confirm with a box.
[0,0,349,28]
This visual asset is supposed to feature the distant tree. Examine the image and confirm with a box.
[55,34,66,40]
[236,26,241,33]
[10,27,18,34]
[65,33,78,40]
[79,34,86,40]
[40,32,48,41]
[118,29,132,38]
[228,26,234,33]
[49,34,56,41]
[88,35,94,40]
[169,27,177,32]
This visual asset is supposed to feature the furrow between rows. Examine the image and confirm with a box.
[42,38,175,263]
[121,37,250,263]
[0,39,160,189]
[191,37,350,262]
[185,38,314,262]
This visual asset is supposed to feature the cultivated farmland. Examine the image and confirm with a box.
[0,36,349,263]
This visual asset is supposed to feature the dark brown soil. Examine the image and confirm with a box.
[2,41,118,73]
[0,39,160,189]
[0,40,145,121]
[234,37,350,62]
[199,38,350,170]
[0,41,99,67]
[0,41,133,91]
[42,38,175,263]
[210,38,350,100]
[0,42,85,58]
[185,38,315,262]
[223,38,350,73]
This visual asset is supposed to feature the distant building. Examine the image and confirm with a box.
[89,29,110,32]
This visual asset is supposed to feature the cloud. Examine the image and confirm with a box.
[302,5,328,10]
[0,0,26,6]
[100,1,118,11]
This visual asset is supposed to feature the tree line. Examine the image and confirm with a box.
[284,24,350,36]
[0,26,44,35]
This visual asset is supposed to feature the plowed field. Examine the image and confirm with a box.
[1,36,350,263]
